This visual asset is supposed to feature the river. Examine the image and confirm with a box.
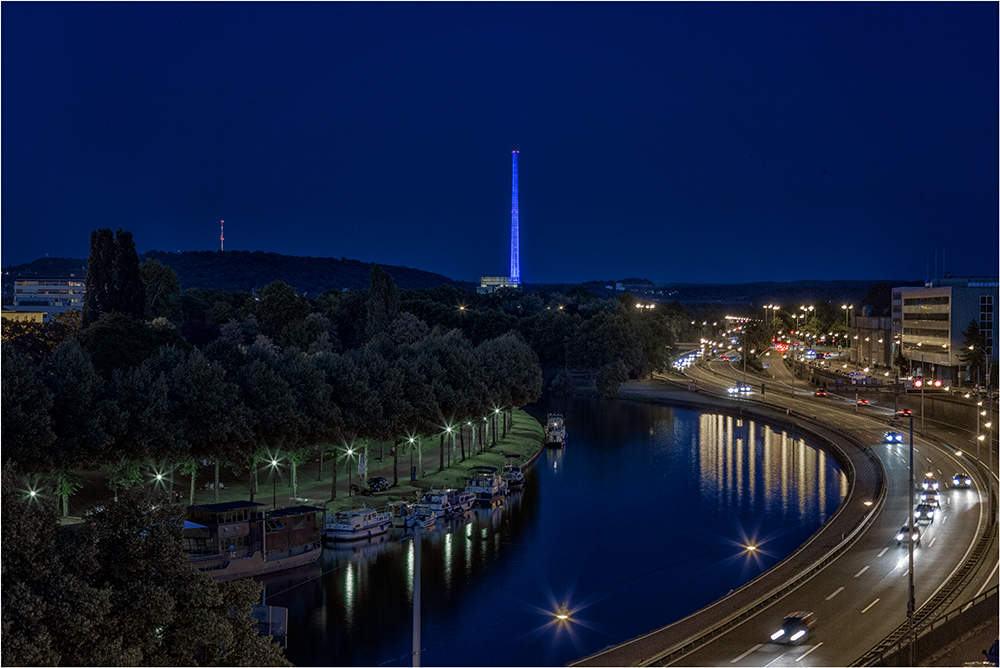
[262,396,847,666]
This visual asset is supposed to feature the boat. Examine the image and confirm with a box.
[545,413,567,447]
[386,500,439,530]
[466,466,507,505]
[502,460,525,490]
[417,488,475,518]
[323,506,391,541]
[184,500,322,581]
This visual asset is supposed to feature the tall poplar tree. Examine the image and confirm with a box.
[82,228,146,327]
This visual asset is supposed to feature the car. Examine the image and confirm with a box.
[952,472,973,488]
[921,475,940,491]
[814,389,828,397]
[896,409,913,417]
[857,399,870,406]
[884,431,903,443]
[896,524,921,545]
[920,489,941,507]
[739,385,752,393]
[770,611,817,645]
[914,503,936,523]
[367,476,389,493]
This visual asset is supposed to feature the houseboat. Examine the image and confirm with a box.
[323,506,391,541]
[184,501,322,581]
[466,466,507,505]
[502,460,525,490]
[545,413,567,447]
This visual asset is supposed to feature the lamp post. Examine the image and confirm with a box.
[346,447,355,496]
[842,304,854,365]
[269,458,280,509]
[907,416,915,666]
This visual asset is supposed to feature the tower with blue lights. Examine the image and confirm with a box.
[510,150,520,285]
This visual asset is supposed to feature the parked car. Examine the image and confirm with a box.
[770,611,817,644]
[952,472,973,488]
[367,477,389,493]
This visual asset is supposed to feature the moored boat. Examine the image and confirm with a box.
[387,500,439,530]
[502,460,525,490]
[544,413,567,447]
[466,466,507,505]
[323,506,391,541]
[184,501,322,581]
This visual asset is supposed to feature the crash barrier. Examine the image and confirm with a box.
[855,584,998,667]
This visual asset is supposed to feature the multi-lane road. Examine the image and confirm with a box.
[650,354,997,666]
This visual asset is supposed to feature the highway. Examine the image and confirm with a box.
[662,354,998,666]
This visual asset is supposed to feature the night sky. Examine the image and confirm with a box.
[3,2,997,285]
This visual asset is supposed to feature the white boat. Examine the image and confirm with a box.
[466,466,507,505]
[417,488,475,518]
[502,461,525,490]
[545,413,567,447]
[387,500,439,530]
[323,507,391,541]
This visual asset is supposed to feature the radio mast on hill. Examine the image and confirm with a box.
[220,220,224,251]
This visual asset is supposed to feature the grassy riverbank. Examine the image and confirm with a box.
[325,408,545,514]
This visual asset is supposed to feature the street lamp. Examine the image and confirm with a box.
[269,458,280,509]
[842,304,854,365]
[346,447,355,496]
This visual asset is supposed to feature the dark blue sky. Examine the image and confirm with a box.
[3,2,997,285]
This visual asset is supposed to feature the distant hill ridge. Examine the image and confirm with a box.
[3,250,472,297]
[2,252,919,306]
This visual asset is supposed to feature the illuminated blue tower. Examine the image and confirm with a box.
[510,150,520,285]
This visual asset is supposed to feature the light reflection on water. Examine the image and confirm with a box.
[265,398,846,667]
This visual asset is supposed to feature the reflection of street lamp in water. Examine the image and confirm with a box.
[269,458,279,509]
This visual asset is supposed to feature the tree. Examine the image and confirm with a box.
[1,341,56,469]
[596,360,629,398]
[82,228,146,327]
[140,258,182,321]
[1,470,291,666]
[959,319,989,385]
[82,228,115,327]
[366,264,400,340]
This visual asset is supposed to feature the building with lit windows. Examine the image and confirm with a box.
[891,276,998,384]
[10,276,86,321]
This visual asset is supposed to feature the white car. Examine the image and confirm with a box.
[896,525,921,545]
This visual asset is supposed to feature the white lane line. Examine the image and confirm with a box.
[862,598,880,613]
[854,566,869,577]
[826,586,845,601]
[796,642,823,662]
[877,547,889,557]
[731,643,762,663]
[929,537,937,548]
[941,515,948,524]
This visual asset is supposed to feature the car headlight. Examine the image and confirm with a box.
[790,630,806,642]
[771,629,785,640]
[896,532,905,540]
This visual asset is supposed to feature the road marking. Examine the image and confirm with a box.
[929,537,936,548]
[854,566,869,577]
[862,598,880,613]
[941,515,947,523]
[731,643,762,663]
[877,547,889,557]
[826,586,845,600]
[796,642,823,662]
